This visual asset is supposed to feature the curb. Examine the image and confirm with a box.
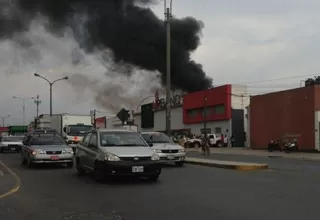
[185,158,268,171]
[0,160,21,199]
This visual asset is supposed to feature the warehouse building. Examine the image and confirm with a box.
[100,84,249,147]
[249,85,320,151]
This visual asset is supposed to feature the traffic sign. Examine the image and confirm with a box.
[116,108,130,124]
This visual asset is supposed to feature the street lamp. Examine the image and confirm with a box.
[33,73,69,116]
[12,96,35,125]
[165,0,173,136]
[0,114,11,127]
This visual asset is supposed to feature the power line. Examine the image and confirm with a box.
[218,73,318,86]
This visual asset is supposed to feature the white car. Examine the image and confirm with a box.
[0,136,24,153]
[141,132,186,166]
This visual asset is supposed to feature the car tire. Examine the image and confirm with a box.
[193,142,200,148]
[66,162,74,168]
[148,174,160,181]
[217,141,223,148]
[76,158,85,175]
[175,161,184,167]
[93,162,106,183]
[0,148,3,153]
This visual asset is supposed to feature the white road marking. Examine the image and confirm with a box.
[0,170,4,176]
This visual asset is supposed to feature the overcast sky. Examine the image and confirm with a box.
[1,0,320,125]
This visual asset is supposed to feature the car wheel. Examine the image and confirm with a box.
[217,141,223,148]
[148,174,160,181]
[193,142,200,148]
[175,161,184,167]
[93,162,106,183]
[66,162,74,168]
[0,148,3,153]
[76,158,85,175]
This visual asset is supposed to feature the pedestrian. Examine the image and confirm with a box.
[231,134,235,147]
[201,132,210,155]
[221,134,225,147]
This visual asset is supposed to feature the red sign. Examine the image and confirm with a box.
[95,117,106,128]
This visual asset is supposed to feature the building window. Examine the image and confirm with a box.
[214,104,225,114]
[215,127,222,133]
[187,109,199,118]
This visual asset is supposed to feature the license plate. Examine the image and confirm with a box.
[11,148,16,151]
[132,166,144,173]
[50,156,59,160]
[167,155,175,160]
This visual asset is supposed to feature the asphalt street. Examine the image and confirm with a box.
[1,153,320,220]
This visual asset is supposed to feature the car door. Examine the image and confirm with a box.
[86,132,99,170]
[77,132,91,168]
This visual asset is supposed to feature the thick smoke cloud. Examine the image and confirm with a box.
[1,0,212,92]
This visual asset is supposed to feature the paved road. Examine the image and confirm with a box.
[1,153,320,220]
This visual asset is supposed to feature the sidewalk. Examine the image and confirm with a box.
[185,147,320,161]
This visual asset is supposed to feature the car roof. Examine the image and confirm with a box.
[30,129,58,133]
[97,129,137,133]
[141,132,163,134]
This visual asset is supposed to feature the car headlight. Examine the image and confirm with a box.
[105,154,120,161]
[178,149,185,153]
[155,149,162,153]
[32,150,46,155]
[62,149,74,154]
[151,153,160,161]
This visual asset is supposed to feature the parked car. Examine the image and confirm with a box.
[141,132,186,166]
[75,129,162,182]
[208,134,223,147]
[0,136,24,153]
[21,130,74,168]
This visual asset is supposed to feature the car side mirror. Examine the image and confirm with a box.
[148,142,153,147]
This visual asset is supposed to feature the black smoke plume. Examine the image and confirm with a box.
[1,0,213,92]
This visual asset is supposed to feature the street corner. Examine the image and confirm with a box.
[0,160,21,199]
[185,157,268,171]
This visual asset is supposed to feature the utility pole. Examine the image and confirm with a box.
[203,95,208,134]
[165,0,173,137]
[34,94,41,117]
[90,110,97,128]
[0,114,10,127]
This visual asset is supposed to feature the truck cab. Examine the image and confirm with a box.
[63,123,93,151]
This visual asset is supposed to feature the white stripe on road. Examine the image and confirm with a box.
[0,170,4,177]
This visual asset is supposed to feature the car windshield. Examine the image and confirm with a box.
[30,134,64,146]
[67,125,93,136]
[100,131,148,147]
[141,133,173,144]
[1,136,22,142]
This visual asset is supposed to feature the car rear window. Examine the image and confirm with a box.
[30,134,64,145]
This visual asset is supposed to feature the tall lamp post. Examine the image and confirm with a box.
[165,0,173,136]
[12,96,35,125]
[0,114,11,127]
[33,73,69,116]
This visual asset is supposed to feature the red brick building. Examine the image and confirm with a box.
[249,85,320,151]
